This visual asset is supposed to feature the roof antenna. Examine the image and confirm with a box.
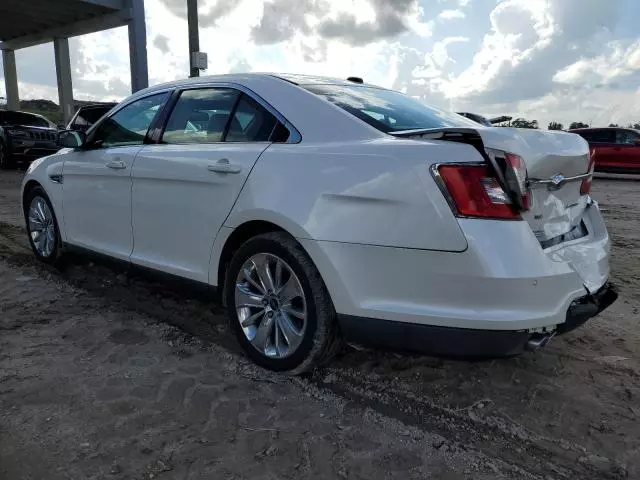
[347,76,364,84]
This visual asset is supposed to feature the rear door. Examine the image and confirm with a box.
[130,87,282,282]
[585,129,617,172]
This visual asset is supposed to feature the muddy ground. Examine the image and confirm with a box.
[0,170,638,479]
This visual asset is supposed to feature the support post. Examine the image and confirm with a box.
[128,0,148,92]
[2,49,20,111]
[187,0,200,78]
[54,37,74,125]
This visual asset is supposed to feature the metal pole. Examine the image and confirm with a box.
[187,0,200,78]
[54,37,74,124]
[128,0,149,92]
[2,49,20,111]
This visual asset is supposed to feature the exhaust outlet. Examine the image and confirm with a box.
[526,332,554,352]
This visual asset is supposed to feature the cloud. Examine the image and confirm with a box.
[438,9,465,20]
[153,34,170,54]
[157,0,239,27]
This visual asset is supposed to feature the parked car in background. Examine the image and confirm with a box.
[570,127,640,174]
[457,111,493,126]
[0,110,59,169]
[66,103,118,132]
[21,73,616,373]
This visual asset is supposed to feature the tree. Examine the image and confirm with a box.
[609,123,619,127]
[511,118,539,129]
[569,122,589,129]
[548,121,564,130]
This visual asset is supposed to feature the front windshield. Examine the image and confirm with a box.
[304,84,478,133]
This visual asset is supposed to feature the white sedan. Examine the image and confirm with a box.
[21,73,617,373]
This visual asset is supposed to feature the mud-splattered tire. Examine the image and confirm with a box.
[23,185,64,266]
[225,232,343,374]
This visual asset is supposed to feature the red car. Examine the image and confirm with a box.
[570,127,640,174]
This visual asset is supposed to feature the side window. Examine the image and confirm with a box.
[161,88,240,144]
[90,93,168,148]
[616,130,639,145]
[226,95,280,142]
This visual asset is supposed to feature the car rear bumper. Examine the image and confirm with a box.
[337,282,618,357]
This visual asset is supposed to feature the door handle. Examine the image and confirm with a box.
[106,160,126,169]
[207,158,242,174]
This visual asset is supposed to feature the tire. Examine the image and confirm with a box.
[225,232,343,374]
[0,140,14,170]
[23,186,63,265]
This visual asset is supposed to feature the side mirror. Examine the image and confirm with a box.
[635,138,640,146]
[57,130,86,149]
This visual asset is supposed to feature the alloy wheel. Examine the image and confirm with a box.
[234,253,307,359]
[28,196,56,258]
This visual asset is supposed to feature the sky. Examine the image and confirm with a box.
[1,0,640,128]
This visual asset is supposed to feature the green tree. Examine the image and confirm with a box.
[548,121,564,130]
[569,122,589,129]
[511,118,539,129]
[609,123,619,127]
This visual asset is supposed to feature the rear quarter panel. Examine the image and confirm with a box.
[223,138,482,250]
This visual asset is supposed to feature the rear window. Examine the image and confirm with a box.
[0,111,50,128]
[303,84,477,133]
[74,106,114,126]
[575,130,615,143]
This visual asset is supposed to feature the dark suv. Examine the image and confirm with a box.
[0,110,59,169]
[570,127,640,174]
[66,103,117,132]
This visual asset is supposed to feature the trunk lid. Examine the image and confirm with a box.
[393,126,592,243]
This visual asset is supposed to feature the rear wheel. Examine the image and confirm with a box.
[0,141,14,170]
[225,232,342,374]
[24,186,63,265]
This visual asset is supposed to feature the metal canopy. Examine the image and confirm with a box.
[0,0,148,123]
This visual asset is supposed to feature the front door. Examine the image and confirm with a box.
[614,129,640,171]
[130,88,280,282]
[62,92,169,260]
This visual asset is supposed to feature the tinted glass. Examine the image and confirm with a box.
[0,111,50,128]
[226,95,279,142]
[72,105,115,127]
[576,130,615,143]
[91,93,168,148]
[616,130,639,145]
[162,88,240,144]
[304,84,478,133]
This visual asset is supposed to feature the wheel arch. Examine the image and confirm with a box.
[22,180,44,213]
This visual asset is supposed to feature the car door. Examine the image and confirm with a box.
[62,91,170,260]
[614,129,640,171]
[585,129,616,172]
[130,87,283,282]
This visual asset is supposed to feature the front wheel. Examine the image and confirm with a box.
[225,232,342,374]
[24,186,63,265]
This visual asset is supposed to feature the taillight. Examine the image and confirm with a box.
[504,153,531,209]
[437,164,521,220]
[580,150,595,195]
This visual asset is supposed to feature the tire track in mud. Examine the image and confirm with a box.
[0,219,633,479]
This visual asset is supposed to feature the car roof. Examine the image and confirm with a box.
[143,72,380,94]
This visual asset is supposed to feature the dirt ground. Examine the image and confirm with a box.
[0,170,638,480]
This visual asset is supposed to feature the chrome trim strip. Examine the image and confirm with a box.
[528,172,591,190]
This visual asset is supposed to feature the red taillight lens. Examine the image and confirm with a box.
[438,164,520,220]
[505,153,531,210]
[580,150,595,195]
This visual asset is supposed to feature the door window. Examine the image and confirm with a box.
[616,130,639,145]
[90,93,169,148]
[226,95,279,142]
[161,88,240,144]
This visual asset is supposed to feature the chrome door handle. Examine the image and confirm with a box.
[207,158,242,174]
[106,160,126,169]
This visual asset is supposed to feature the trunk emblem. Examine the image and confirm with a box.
[550,174,566,186]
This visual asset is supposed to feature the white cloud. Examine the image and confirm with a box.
[438,9,465,20]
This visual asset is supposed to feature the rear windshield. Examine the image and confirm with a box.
[0,111,50,127]
[74,106,115,126]
[303,84,477,133]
